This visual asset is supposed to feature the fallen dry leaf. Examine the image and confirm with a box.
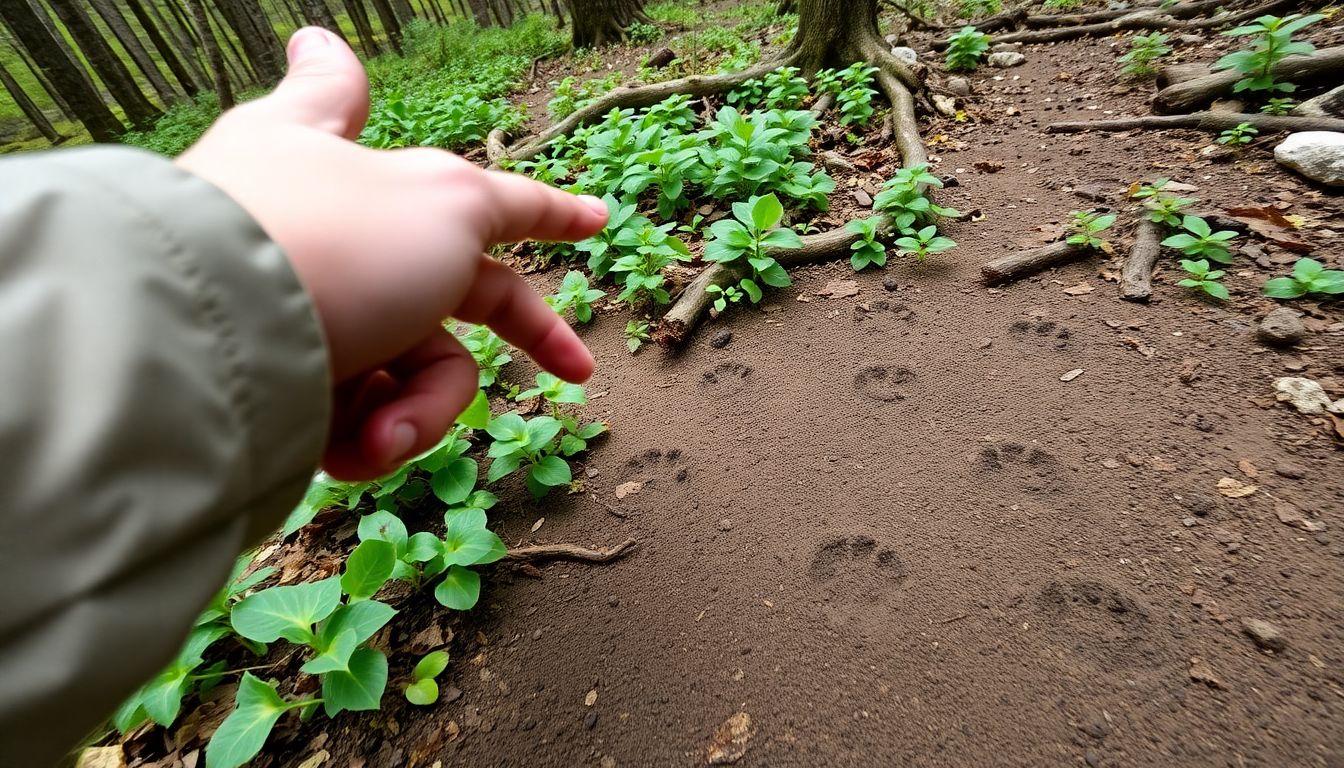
[1237,459,1259,479]
[531,517,545,532]
[295,750,330,768]
[1146,456,1177,471]
[77,747,125,768]
[1060,369,1084,382]
[1120,336,1156,358]
[585,689,599,707]
[409,623,448,654]
[1062,283,1094,296]
[1216,477,1258,498]
[614,481,642,499]
[706,712,753,765]
[1189,656,1223,689]
[816,279,860,299]
[1275,501,1326,532]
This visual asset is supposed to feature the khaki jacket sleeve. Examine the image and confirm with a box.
[0,146,331,766]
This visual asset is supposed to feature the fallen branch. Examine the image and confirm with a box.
[1047,111,1344,135]
[1155,62,1211,90]
[987,0,1301,46]
[1120,219,1161,302]
[1024,0,1226,27]
[505,538,638,564]
[485,128,508,166]
[981,240,1089,284]
[1154,45,1344,114]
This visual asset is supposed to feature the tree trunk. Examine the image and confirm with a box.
[343,0,381,56]
[0,0,125,140]
[188,0,234,109]
[466,0,493,26]
[392,0,418,22]
[87,0,181,104]
[368,0,403,50]
[299,0,351,46]
[548,0,565,27]
[161,0,211,81]
[0,20,78,119]
[45,0,163,128]
[0,55,64,142]
[788,0,882,73]
[489,0,513,26]
[564,0,650,48]
[214,0,287,84]
[125,0,202,96]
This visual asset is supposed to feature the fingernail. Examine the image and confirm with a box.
[388,422,417,463]
[579,195,608,218]
[289,28,330,62]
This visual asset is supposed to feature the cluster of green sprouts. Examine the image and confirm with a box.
[944,26,991,72]
[1118,32,1171,78]
[1214,13,1324,97]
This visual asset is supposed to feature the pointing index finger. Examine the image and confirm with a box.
[479,169,609,244]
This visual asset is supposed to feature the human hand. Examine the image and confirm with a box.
[176,27,607,482]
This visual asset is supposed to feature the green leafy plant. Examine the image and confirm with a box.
[575,195,653,279]
[1042,0,1083,9]
[647,0,701,26]
[1142,194,1197,227]
[945,26,991,72]
[546,271,606,323]
[208,673,318,768]
[1216,122,1259,145]
[873,164,960,233]
[360,92,525,151]
[728,66,810,110]
[625,320,652,353]
[703,193,800,296]
[610,223,693,306]
[1177,259,1230,300]
[1214,13,1324,94]
[405,651,451,705]
[959,0,1002,18]
[1263,257,1344,299]
[1260,97,1296,115]
[894,225,956,261]
[627,21,663,44]
[1119,32,1172,78]
[547,73,621,120]
[707,281,760,312]
[813,63,879,126]
[485,410,596,497]
[1160,215,1239,263]
[1066,210,1118,252]
[457,323,513,388]
[846,216,888,271]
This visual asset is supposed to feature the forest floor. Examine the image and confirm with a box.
[108,5,1344,768]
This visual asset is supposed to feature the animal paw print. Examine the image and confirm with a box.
[976,442,1069,493]
[1035,579,1155,668]
[701,361,752,393]
[622,447,690,487]
[1008,318,1072,351]
[853,364,916,403]
[853,299,916,329]
[808,535,908,633]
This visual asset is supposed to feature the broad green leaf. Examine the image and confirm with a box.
[300,629,359,674]
[1203,282,1231,301]
[231,577,341,644]
[524,417,563,452]
[205,674,288,768]
[1263,277,1305,299]
[111,692,149,735]
[414,650,451,681]
[529,455,572,487]
[441,513,507,567]
[321,648,389,717]
[761,228,803,250]
[357,511,408,550]
[430,458,478,506]
[341,540,397,600]
[487,452,523,482]
[405,678,440,706]
[1182,215,1211,237]
[406,531,441,562]
[455,390,491,429]
[485,412,527,442]
[750,194,784,232]
[318,600,396,649]
[434,565,482,610]
[1292,257,1324,280]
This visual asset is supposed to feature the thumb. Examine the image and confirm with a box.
[266,27,371,140]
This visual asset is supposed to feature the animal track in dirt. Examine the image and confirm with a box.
[1035,578,1155,668]
[701,361,752,393]
[1008,317,1073,351]
[807,535,908,633]
[853,299,916,329]
[853,364,917,403]
[621,447,690,487]
[975,441,1069,493]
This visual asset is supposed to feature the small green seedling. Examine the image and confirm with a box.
[1160,215,1238,263]
[1142,194,1197,228]
[1066,210,1117,252]
[405,651,451,706]
[485,413,582,498]
[1119,32,1172,78]
[703,193,801,294]
[873,164,959,233]
[707,282,755,312]
[846,216,888,270]
[1215,13,1324,94]
[945,26,991,72]
[1177,259,1230,301]
[1261,97,1296,115]
[1263,257,1344,299]
[546,271,606,323]
[894,225,956,261]
[1216,122,1259,145]
[625,320,652,353]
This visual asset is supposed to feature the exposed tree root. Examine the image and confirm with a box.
[505,538,638,564]
[981,240,1089,285]
[1120,219,1161,303]
[986,0,1303,46]
[1155,62,1212,90]
[1153,45,1344,114]
[653,63,928,348]
[961,6,1028,33]
[1024,0,1229,28]
[1047,111,1344,135]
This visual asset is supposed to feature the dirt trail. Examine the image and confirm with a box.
[340,35,1344,768]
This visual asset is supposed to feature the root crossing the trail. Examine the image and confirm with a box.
[1047,111,1344,135]
[982,0,1305,46]
[505,538,638,564]
[1120,219,1162,303]
[1153,45,1344,114]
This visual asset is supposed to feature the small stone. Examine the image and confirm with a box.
[584,710,599,729]
[1241,617,1287,652]
[946,77,971,97]
[990,42,1023,52]
[532,629,542,640]
[1274,131,1344,187]
[1273,376,1342,415]
[1182,517,1198,527]
[1189,656,1224,688]
[987,51,1026,68]
[1177,33,1203,45]
[932,94,957,117]
[889,46,918,66]
[882,276,900,292]
[647,48,677,68]
[941,174,959,187]
[706,712,753,765]
[1178,492,1217,517]
[1084,750,1102,768]
[717,518,733,531]
[1274,461,1307,479]
[710,330,733,349]
[1257,307,1306,347]
[1085,722,1108,740]
[976,338,992,349]
[853,189,873,207]
[1275,500,1325,532]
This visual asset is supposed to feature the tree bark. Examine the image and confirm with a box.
[564,0,650,48]
[124,0,202,96]
[392,0,418,22]
[299,0,352,45]
[466,0,493,26]
[490,0,514,27]
[0,55,65,143]
[368,0,404,51]
[0,20,78,120]
[0,0,125,140]
[1047,111,1344,135]
[188,0,234,109]
[45,0,162,128]
[1153,46,1344,114]
[87,0,181,104]
[1120,219,1161,302]
[215,0,287,84]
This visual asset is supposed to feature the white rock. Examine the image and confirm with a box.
[1292,84,1344,119]
[1274,131,1344,187]
[890,46,918,66]
[932,94,957,116]
[987,51,1026,68]
[1273,376,1344,415]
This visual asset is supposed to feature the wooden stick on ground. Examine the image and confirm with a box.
[505,538,638,564]
[1046,111,1344,135]
[981,240,1089,285]
[1153,46,1344,114]
[1120,219,1162,302]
